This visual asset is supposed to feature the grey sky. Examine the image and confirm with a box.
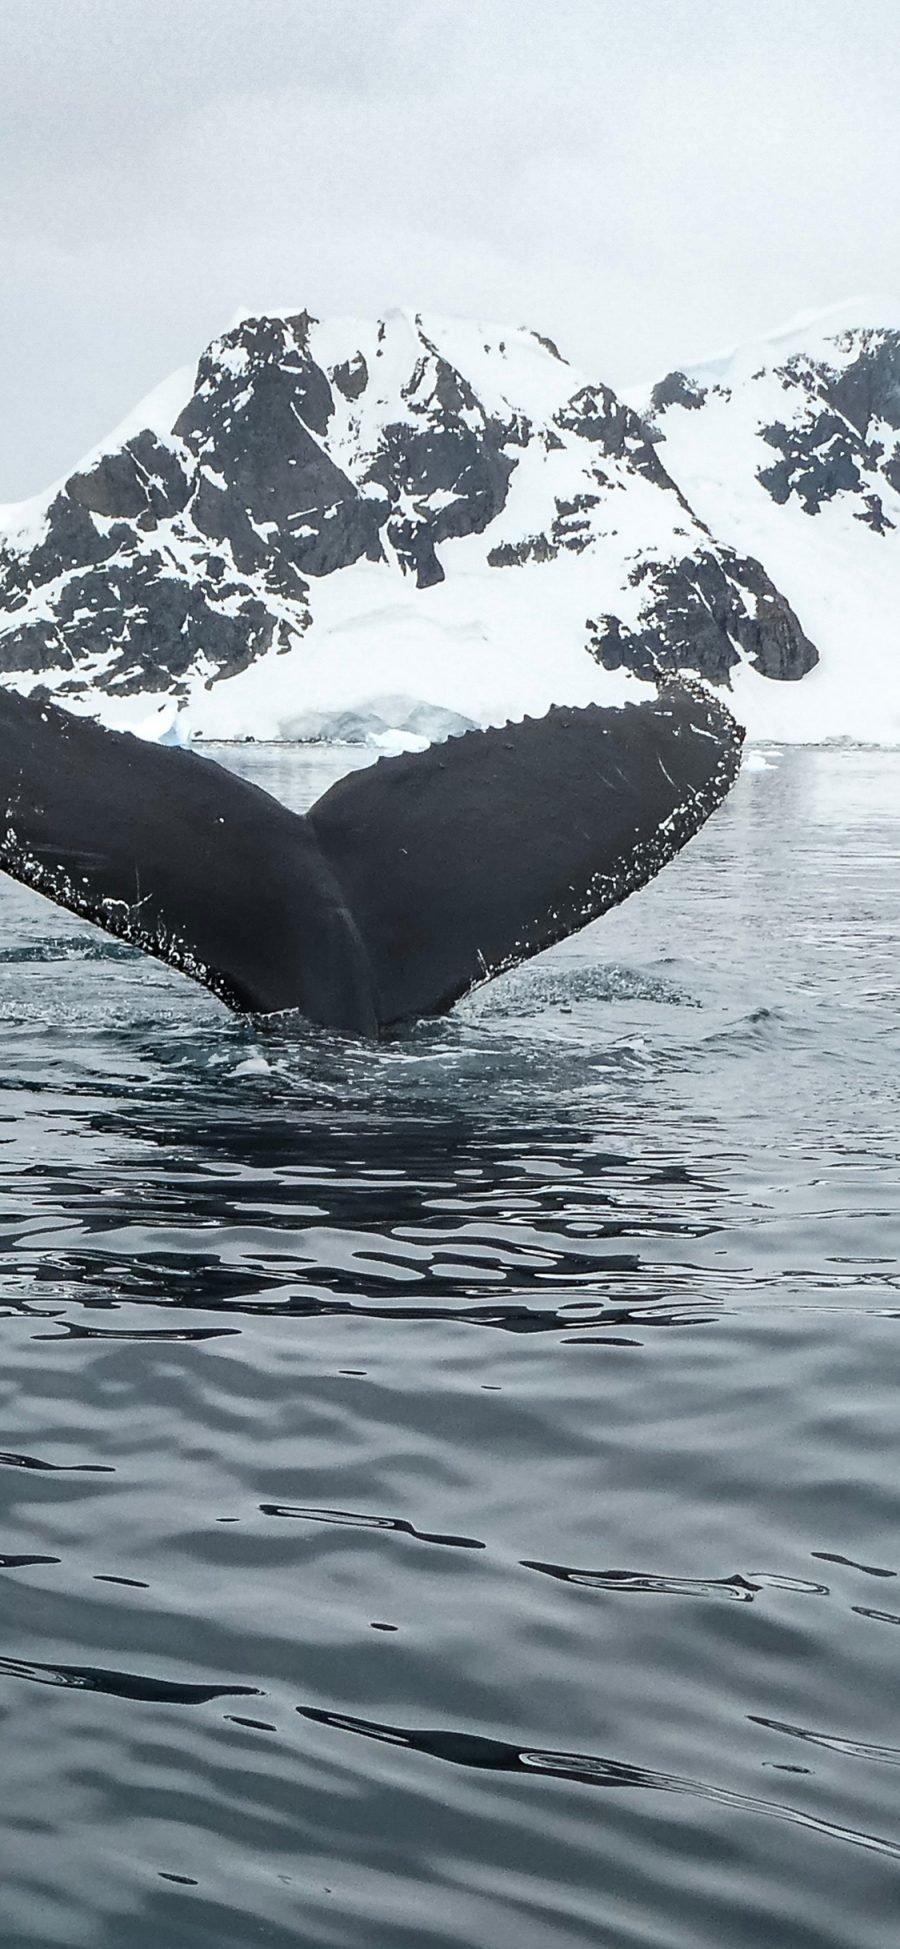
[2,0,898,499]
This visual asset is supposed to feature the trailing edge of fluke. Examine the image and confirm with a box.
[0,679,743,1035]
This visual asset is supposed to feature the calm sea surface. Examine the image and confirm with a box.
[0,743,898,1949]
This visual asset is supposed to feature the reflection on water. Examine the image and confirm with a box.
[0,745,898,1949]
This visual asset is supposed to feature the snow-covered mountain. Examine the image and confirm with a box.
[0,302,896,744]
[633,300,900,741]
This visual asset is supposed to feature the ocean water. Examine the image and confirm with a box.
[0,743,898,1949]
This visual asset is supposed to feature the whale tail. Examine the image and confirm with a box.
[0,680,742,1033]
[308,682,742,1025]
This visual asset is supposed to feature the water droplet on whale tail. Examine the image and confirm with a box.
[0,680,742,1035]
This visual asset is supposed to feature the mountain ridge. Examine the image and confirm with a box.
[0,301,896,745]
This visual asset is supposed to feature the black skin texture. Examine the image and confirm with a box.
[0,681,742,1036]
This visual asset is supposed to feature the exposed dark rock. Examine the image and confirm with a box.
[551,491,601,553]
[757,412,874,512]
[283,309,317,349]
[188,473,264,578]
[0,549,286,692]
[178,314,334,440]
[728,553,820,678]
[649,370,708,414]
[404,345,482,419]
[332,353,369,401]
[529,330,565,361]
[176,322,386,582]
[757,335,900,515]
[488,534,558,568]
[588,613,660,682]
[589,549,817,686]
[386,515,445,588]
[826,331,900,435]
[26,494,117,587]
[556,385,687,500]
[554,492,601,519]
[366,408,516,588]
[67,431,191,521]
[854,491,895,533]
[883,449,900,495]
[0,626,78,676]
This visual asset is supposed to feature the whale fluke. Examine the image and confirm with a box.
[308,684,743,1024]
[0,681,742,1034]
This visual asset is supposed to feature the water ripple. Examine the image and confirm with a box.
[259,1504,486,1550]
[0,1654,259,1705]
[1,746,899,1949]
[298,1705,900,1864]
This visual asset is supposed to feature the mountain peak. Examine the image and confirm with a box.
[0,303,896,746]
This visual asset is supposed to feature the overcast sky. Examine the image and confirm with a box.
[2,0,899,499]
